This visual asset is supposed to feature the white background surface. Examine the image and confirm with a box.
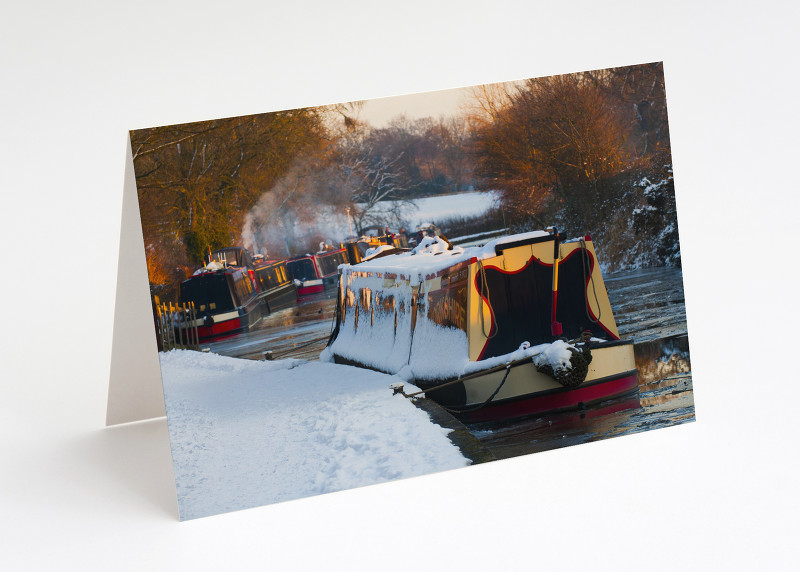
[1,1,798,570]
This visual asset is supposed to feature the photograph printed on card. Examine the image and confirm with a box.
[131,62,694,520]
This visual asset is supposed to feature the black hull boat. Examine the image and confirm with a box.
[251,258,297,312]
[287,249,348,297]
[178,265,263,341]
[207,247,298,314]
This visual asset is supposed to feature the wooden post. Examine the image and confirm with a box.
[164,303,171,350]
[156,303,162,351]
[192,302,199,349]
[168,302,174,349]
[167,303,174,349]
[180,304,187,347]
[160,303,167,351]
[188,302,194,349]
[183,303,190,348]
[162,303,168,350]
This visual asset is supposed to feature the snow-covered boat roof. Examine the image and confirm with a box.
[347,231,551,278]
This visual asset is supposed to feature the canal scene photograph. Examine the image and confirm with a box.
[132,61,694,520]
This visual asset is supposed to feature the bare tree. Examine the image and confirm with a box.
[335,129,414,232]
[470,72,628,228]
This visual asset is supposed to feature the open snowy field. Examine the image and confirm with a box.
[368,190,499,229]
[160,350,468,520]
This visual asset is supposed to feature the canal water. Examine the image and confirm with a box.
[204,292,337,361]
[205,266,694,459]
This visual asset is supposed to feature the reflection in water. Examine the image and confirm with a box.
[205,290,338,361]
[636,334,691,384]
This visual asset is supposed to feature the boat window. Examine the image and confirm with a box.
[270,267,280,288]
[179,274,234,314]
[317,251,346,277]
[210,249,235,266]
[232,272,254,305]
[256,267,275,290]
[287,259,316,281]
[210,248,251,267]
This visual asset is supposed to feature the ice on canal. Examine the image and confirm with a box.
[160,350,469,520]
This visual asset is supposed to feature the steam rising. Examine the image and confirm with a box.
[241,194,351,258]
[240,155,417,258]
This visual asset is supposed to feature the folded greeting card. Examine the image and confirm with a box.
[108,62,694,520]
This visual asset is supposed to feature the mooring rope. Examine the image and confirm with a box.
[400,364,513,413]
[438,365,512,414]
[269,335,331,358]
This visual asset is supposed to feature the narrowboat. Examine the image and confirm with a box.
[208,247,298,312]
[323,229,638,424]
[344,234,409,265]
[178,263,263,341]
[286,248,349,297]
[251,255,298,312]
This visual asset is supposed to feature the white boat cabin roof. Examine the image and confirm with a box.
[348,231,551,279]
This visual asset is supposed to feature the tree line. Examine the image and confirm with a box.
[133,62,674,300]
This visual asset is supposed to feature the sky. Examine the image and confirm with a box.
[357,84,475,127]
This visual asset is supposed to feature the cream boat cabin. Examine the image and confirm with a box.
[323,230,638,423]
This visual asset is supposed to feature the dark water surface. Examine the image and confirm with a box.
[206,267,694,458]
[205,291,337,361]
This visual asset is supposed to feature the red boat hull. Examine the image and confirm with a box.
[455,371,639,424]
[297,283,324,297]
[196,319,242,341]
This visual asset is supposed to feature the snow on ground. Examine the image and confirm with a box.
[159,350,469,520]
[368,190,499,228]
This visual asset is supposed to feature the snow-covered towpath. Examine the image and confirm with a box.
[160,350,469,520]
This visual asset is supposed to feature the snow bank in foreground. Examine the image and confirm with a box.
[160,350,469,520]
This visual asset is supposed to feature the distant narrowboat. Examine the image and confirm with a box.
[286,249,349,297]
[251,256,297,312]
[207,247,297,312]
[178,264,263,341]
[324,229,638,423]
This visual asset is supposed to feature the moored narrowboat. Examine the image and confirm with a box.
[178,264,263,341]
[251,256,297,312]
[207,247,298,312]
[287,248,349,297]
[344,234,409,265]
[323,229,637,424]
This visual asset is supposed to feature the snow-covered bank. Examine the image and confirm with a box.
[576,172,681,272]
[368,190,499,228]
[160,350,469,520]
